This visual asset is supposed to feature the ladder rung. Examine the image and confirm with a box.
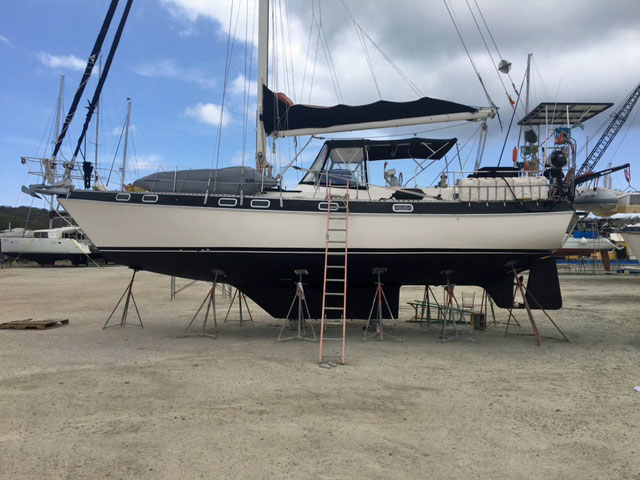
[327,252,346,256]
[327,240,345,244]
[324,306,344,310]
[325,292,344,296]
[328,228,346,231]
[327,265,345,269]
[326,278,344,282]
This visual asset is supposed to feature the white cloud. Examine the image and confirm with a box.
[135,58,215,88]
[0,34,11,47]
[183,102,230,126]
[37,52,86,71]
[230,74,257,96]
[160,0,256,42]
[160,0,640,108]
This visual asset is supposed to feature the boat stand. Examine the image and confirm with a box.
[224,288,253,326]
[504,267,569,346]
[278,269,316,342]
[439,270,473,342]
[182,270,225,338]
[103,269,143,329]
[421,285,442,327]
[480,289,499,326]
[364,268,400,341]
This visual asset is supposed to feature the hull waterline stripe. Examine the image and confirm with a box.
[98,248,552,255]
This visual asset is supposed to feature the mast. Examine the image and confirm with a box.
[95,55,102,184]
[256,0,269,174]
[54,75,64,148]
[121,98,131,191]
[524,53,532,115]
[50,75,65,229]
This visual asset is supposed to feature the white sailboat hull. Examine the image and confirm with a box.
[61,198,570,252]
[59,191,575,317]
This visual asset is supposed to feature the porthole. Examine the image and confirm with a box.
[392,203,414,213]
[142,194,159,203]
[250,199,270,209]
[115,193,131,202]
[218,198,238,207]
[318,201,339,211]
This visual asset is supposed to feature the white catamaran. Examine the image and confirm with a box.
[0,226,92,266]
[35,0,581,318]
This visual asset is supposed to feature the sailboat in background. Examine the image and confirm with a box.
[33,0,578,318]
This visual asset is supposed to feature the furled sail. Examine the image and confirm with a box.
[262,86,495,137]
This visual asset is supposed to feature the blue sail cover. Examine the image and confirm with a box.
[262,86,480,136]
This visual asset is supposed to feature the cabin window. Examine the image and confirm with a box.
[250,199,270,209]
[300,145,367,188]
[392,203,414,213]
[301,145,328,184]
[218,198,238,207]
[142,194,159,203]
[34,232,48,238]
[115,193,131,202]
[318,201,340,211]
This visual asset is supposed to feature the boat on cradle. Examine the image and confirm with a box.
[48,0,580,318]
[0,226,94,266]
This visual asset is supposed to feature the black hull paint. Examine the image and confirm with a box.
[101,247,552,319]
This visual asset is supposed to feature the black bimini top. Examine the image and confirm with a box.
[323,137,457,161]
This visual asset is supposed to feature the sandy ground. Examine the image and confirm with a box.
[0,265,639,479]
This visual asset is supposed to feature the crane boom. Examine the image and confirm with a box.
[576,81,640,177]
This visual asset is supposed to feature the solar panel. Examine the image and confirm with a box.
[518,102,613,126]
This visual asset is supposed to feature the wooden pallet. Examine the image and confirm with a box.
[0,319,69,330]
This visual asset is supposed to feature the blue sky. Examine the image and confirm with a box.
[1,0,639,208]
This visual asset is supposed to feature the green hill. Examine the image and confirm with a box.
[0,206,51,231]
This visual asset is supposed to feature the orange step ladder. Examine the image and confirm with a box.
[318,180,350,365]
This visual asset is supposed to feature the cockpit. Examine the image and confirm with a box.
[299,137,457,189]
